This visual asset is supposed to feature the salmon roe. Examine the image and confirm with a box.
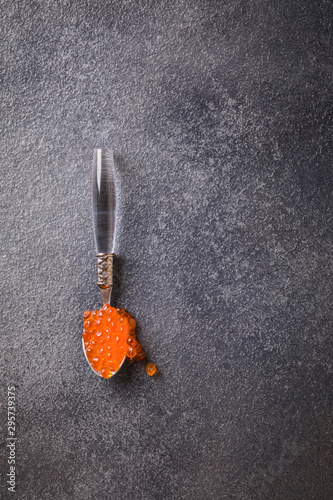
[146,363,157,376]
[82,304,144,378]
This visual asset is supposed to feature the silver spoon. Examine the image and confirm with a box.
[82,148,126,377]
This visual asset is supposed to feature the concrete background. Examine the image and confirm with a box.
[1,1,333,499]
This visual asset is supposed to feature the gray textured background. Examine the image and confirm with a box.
[1,1,333,499]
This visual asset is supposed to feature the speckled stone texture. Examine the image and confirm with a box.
[1,1,333,499]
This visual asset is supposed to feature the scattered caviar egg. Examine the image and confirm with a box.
[135,342,146,360]
[126,346,137,358]
[82,305,144,378]
[101,368,113,379]
[146,363,157,376]
[128,317,136,330]
[126,335,137,347]
[135,349,146,361]
[83,310,92,320]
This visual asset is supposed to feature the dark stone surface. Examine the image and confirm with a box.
[1,1,333,499]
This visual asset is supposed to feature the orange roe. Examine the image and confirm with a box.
[82,304,144,378]
[146,363,157,376]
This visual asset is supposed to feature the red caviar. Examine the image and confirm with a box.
[146,363,157,376]
[82,304,144,378]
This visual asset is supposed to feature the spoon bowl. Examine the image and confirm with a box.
[82,337,126,378]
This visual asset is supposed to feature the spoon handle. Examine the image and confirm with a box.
[92,148,117,304]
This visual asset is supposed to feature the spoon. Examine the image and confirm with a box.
[82,148,126,377]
